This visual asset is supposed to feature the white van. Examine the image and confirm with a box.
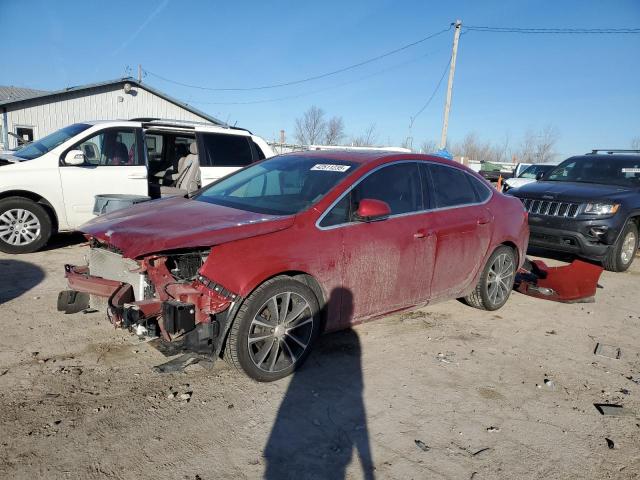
[0,119,274,253]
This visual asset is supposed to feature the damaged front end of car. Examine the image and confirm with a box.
[58,239,240,359]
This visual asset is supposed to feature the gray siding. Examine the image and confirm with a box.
[3,83,211,149]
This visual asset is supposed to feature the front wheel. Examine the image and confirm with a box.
[464,245,517,311]
[0,197,53,254]
[603,222,638,272]
[224,277,321,382]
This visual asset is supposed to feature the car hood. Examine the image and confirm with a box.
[510,181,635,202]
[505,178,535,188]
[80,196,295,258]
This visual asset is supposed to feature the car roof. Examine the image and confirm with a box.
[570,154,640,162]
[279,149,469,168]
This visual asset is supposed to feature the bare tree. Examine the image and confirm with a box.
[535,125,560,163]
[351,123,378,147]
[294,106,327,145]
[631,137,640,150]
[324,116,345,145]
[420,139,438,154]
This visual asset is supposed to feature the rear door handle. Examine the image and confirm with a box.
[477,217,491,225]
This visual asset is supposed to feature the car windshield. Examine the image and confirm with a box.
[545,156,640,187]
[12,123,91,160]
[195,155,359,215]
[519,164,554,179]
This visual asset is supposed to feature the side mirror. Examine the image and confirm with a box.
[354,198,391,222]
[64,149,86,166]
[535,171,545,181]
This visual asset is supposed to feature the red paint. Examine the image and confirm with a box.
[73,152,529,333]
[355,198,391,219]
[516,259,603,303]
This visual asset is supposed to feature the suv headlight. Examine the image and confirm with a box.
[583,202,620,215]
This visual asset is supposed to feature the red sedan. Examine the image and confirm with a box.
[61,151,529,381]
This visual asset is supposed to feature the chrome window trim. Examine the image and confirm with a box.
[315,160,493,231]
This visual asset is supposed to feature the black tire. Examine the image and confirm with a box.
[464,245,517,311]
[603,221,638,272]
[224,276,321,382]
[0,197,53,254]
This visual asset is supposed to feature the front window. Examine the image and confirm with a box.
[195,155,358,215]
[546,157,640,187]
[71,128,141,166]
[12,123,91,160]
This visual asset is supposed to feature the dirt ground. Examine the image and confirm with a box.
[0,235,639,480]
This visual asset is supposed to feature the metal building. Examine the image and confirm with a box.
[0,78,223,150]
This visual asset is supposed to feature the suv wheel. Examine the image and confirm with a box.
[464,245,517,311]
[603,222,638,272]
[0,197,53,254]
[224,276,321,382]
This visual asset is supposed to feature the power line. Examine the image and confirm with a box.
[187,48,449,106]
[410,56,451,128]
[464,25,640,34]
[144,26,452,91]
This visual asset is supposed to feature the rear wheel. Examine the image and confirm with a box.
[224,277,321,382]
[0,197,53,254]
[465,245,516,311]
[603,222,638,272]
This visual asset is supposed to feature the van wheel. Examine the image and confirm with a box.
[224,276,321,382]
[464,245,516,311]
[0,197,53,254]
[603,222,638,272]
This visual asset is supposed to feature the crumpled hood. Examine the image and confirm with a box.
[80,196,295,258]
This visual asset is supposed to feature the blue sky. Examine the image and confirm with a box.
[1,0,639,157]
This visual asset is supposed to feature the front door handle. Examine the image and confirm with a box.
[414,229,430,239]
[128,173,147,179]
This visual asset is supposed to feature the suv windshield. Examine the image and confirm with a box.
[12,123,91,160]
[195,155,359,215]
[546,156,640,187]
[519,164,554,179]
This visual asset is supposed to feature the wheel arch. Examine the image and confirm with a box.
[217,270,327,359]
[500,240,520,265]
[0,190,59,232]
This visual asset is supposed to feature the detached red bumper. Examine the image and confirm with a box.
[515,259,603,303]
[64,264,122,298]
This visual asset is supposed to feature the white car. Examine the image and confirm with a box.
[0,119,274,253]
[502,163,557,193]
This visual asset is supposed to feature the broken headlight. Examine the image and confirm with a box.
[583,203,619,215]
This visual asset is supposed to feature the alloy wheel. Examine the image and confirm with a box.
[486,252,515,306]
[0,209,41,246]
[621,231,637,265]
[247,291,314,373]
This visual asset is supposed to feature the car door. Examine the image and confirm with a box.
[198,132,255,187]
[319,162,434,324]
[58,127,147,227]
[424,163,493,300]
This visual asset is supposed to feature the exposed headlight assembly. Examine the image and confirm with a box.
[583,203,619,215]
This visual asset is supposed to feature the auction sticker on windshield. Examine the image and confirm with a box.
[311,164,351,172]
[622,168,640,173]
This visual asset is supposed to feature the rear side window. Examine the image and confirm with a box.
[199,133,253,167]
[427,164,478,208]
[467,175,492,202]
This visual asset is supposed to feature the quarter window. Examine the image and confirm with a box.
[427,164,478,208]
[199,133,253,167]
[72,129,140,166]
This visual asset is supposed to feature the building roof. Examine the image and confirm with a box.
[0,77,225,126]
[0,85,50,102]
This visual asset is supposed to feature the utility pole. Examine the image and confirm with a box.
[138,64,142,83]
[439,19,462,150]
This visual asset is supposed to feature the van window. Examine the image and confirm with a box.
[199,133,253,167]
[71,128,141,166]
